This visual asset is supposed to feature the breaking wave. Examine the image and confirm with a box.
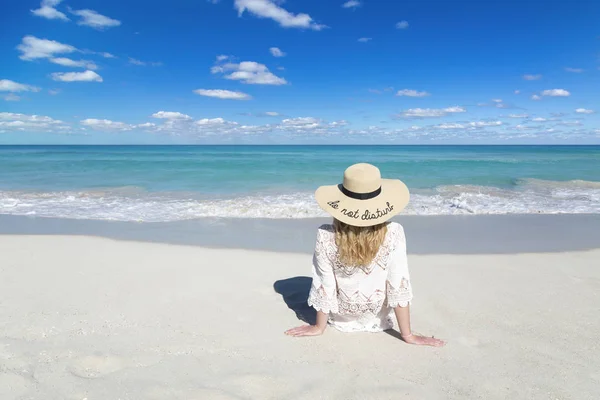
[1,179,599,222]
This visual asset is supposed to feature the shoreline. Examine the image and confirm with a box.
[1,213,600,254]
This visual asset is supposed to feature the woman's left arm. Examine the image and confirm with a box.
[285,229,337,337]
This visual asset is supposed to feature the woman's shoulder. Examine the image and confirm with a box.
[314,225,335,252]
[386,222,406,244]
[317,224,335,235]
[387,221,405,233]
[315,224,335,246]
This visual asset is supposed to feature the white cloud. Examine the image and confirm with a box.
[508,114,528,118]
[514,90,521,94]
[128,58,160,67]
[513,124,531,131]
[396,20,409,29]
[396,89,430,97]
[127,58,161,67]
[143,114,243,136]
[468,120,502,127]
[193,89,252,100]
[83,50,117,58]
[48,89,61,95]
[541,89,570,97]
[195,118,227,125]
[435,121,501,130]
[216,55,229,61]
[435,123,464,129]
[575,108,594,114]
[368,89,382,94]
[17,35,76,60]
[50,57,98,70]
[234,124,272,135]
[234,0,325,30]
[281,117,320,128]
[342,1,361,9]
[532,117,547,122]
[10,109,592,141]
[0,112,67,132]
[3,94,21,102]
[329,120,348,127]
[129,58,146,66]
[396,106,466,118]
[31,0,69,21]
[435,106,466,113]
[71,9,121,29]
[358,37,372,43]
[151,111,192,120]
[477,100,510,108]
[154,115,287,137]
[211,61,287,85]
[0,79,41,93]
[269,47,286,57]
[565,67,583,73]
[51,70,103,82]
[0,112,62,123]
[81,118,133,131]
[531,94,541,100]
[523,74,542,80]
[265,111,279,116]
[555,120,583,127]
[45,1,63,6]
[274,117,349,135]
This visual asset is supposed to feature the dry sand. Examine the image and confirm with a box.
[1,235,599,399]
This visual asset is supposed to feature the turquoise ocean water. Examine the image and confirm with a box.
[1,145,599,221]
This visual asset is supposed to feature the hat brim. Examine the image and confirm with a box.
[315,179,410,227]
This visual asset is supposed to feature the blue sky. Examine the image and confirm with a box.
[1,0,599,144]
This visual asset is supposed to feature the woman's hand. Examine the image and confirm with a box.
[401,333,446,347]
[285,311,328,337]
[285,325,325,337]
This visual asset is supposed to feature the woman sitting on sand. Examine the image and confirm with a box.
[286,163,445,347]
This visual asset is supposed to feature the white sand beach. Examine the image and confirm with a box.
[1,234,599,399]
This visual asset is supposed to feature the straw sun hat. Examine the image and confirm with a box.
[315,163,410,227]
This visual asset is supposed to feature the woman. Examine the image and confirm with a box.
[285,163,445,347]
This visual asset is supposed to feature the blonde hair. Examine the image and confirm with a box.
[333,219,388,267]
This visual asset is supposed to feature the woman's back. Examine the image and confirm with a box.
[308,221,413,332]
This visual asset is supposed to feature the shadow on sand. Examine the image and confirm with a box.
[273,276,317,325]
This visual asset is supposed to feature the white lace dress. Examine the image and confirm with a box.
[307,222,413,332]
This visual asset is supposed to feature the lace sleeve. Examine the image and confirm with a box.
[307,228,339,314]
[386,224,413,308]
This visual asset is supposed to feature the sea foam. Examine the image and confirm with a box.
[1,179,599,222]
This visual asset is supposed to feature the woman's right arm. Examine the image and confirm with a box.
[388,224,445,347]
[393,304,446,347]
